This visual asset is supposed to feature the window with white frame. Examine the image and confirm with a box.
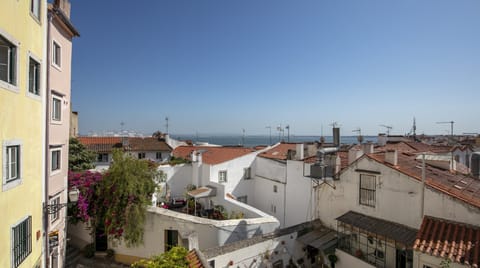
[219,170,227,183]
[138,152,145,159]
[52,95,62,121]
[50,196,60,222]
[359,174,376,207]
[51,149,61,171]
[4,143,21,184]
[52,41,61,67]
[30,0,40,20]
[0,34,17,85]
[243,167,251,179]
[28,57,40,95]
[12,216,32,268]
[156,152,162,160]
[97,153,109,163]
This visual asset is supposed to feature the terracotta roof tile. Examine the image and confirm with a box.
[186,249,208,268]
[414,216,480,267]
[366,152,480,209]
[78,137,171,153]
[173,146,254,165]
[258,143,297,160]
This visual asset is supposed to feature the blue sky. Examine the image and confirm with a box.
[70,0,480,136]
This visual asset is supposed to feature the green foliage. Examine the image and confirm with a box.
[69,137,96,172]
[97,149,158,247]
[169,156,190,166]
[440,258,451,268]
[131,247,189,268]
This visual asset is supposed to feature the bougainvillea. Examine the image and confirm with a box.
[68,149,159,247]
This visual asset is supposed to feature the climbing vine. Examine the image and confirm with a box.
[69,149,160,247]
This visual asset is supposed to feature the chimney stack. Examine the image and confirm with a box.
[333,127,340,147]
[54,0,72,18]
[362,142,374,154]
[471,152,480,179]
[348,148,364,164]
[296,143,304,160]
[385,150,398,166]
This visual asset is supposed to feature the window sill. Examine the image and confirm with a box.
[0,80,19,93]
[2,178,22,192]
[26,91,42,101]
[52,63,62,72]
[29,12,42,25]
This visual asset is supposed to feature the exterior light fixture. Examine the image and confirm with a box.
[44,187,80,214]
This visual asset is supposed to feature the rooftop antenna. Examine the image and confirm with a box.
[436,121,454,137]
[277,125,284,142]
[320,124,325,144]
[353,128,363,143]
[285,125,290,142]
[413,117,417,137]
[379,124,393,136]
[165,117,169,134]
[242,128,245,146]
[120,122,125,135]
[266,126,272,145]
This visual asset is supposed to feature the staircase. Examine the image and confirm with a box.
[65,244,81,268]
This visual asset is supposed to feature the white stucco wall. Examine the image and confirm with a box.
[208,232,299,268]
[335,249,375,268]
[209,152,258,195]
[112,207,279,262]
[285,160,316,228]
[158,163,192,198]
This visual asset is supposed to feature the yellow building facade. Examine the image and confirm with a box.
[0,0,46,267]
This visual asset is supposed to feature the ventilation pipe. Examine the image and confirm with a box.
[472,152,480,179]
[333,127,340,147]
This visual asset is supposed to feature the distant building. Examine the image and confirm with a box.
[69,111,78,137]
[78,136,172,170]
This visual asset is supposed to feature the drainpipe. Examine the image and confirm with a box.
[283,161,287,228]
[44,10,53,268]
[420,154,426,221]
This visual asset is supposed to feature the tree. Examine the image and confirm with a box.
[69,137,96,171]
[69,149,160,247]
[131,247,190,268]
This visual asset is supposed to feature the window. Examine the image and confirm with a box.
[52,95,61,121]
[271,204,276,213]
[52,41,61,67]
[50,196,60,222]
[28,57,40,95]
[97,153,109,163]
[243,167,251,179]
[0,34,17,85]
[156,152,162,160]
[273,185,278,193]
[5,145,20,183]
[164,230,178,252]
[138,152,145,159]
[51,149,61,171]
[219,170,227,183]
[359,174,376,207]
[30,0,40,20]
[12,216,32,268]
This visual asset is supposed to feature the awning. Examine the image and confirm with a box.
[336,211,418,246]
[297,228,337,250]
[187,186,216,198]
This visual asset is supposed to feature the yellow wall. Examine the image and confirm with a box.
[0,0,46,267]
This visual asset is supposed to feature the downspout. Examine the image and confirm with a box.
[44,10,53,268]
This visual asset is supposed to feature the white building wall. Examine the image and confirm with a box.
[158,163,192,198]
[252,171,285,226]
[208,232,299,268]
[209,152,258,195]
[317,157,425,230]
[335,249,375,268]
[285,160,316,227]
[112,207,279,263]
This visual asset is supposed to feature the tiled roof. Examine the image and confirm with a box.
[78,137,122,153]
[78,137,171,153]
[258,143,297,160]
[413,216,480,267]
[186,249,208,268]
[173,146,254,165]
[367,152,480,209]
[336,211,418,246]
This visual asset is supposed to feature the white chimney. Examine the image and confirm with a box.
[363,143,374,154]
[378,134,387,146]
[385,150,398,166]
[296,144,304,160]
[348,148,364,164]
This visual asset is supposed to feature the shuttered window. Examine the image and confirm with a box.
[12,216,32,268]
[359,174,376,207]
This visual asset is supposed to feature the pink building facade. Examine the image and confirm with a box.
[46,0,79,267]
